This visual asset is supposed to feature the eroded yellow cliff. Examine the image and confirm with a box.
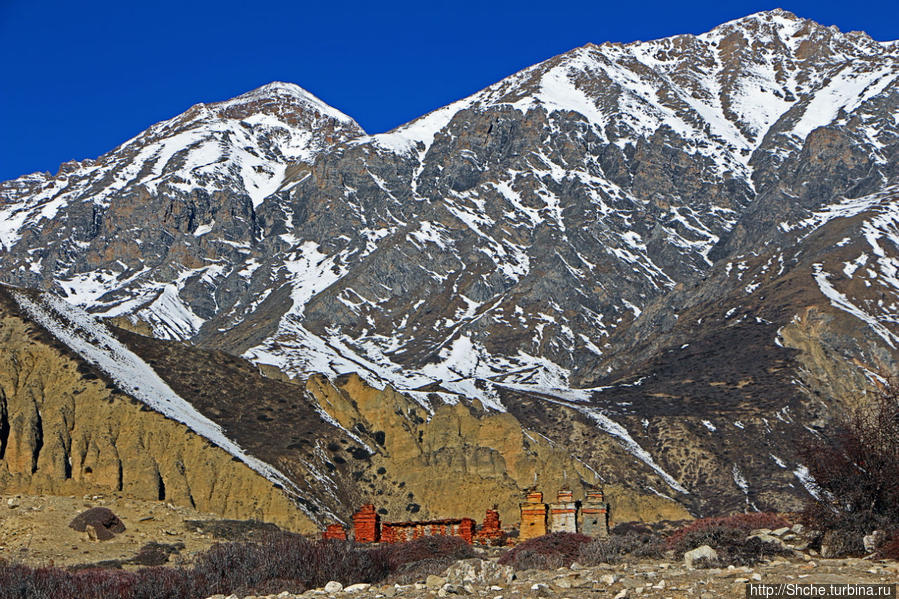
[0,299,315,532]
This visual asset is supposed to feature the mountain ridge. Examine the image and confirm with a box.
[1,10,898,516]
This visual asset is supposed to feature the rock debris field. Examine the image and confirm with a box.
[203,555,898,599]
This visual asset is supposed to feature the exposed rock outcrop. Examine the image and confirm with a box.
[0,288,315,531]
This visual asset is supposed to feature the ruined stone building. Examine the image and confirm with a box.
[548,489,578,533]
[474,507,504,544]
[346,504,478,544]
[333,491,609,545]
[519,489,610,539]
[519,491,548,541]
[351,503,380,543]
[580,490,610,537]
[381,518,475,544]
[322,523,348,540]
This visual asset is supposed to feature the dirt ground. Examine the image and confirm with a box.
[2,493,897,599]
[0,493,234,568]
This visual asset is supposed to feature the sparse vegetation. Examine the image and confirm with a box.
[578,532,665,565]
[128,542,184,567]
[498,532,592,570]
[801,380,899,556]
[0,532,482,599]
[665,513,794,566]
[665,512,790,549]
[374,536,476,584]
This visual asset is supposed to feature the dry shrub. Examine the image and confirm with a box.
[669,524,791,566]
[819,530,865,558]
[193,533,388,594]
[666,512,790,549]
[800,380,899,543]
[498,532,592,570]
[876,532,899,560]
[0,565,198,599]
[373,535,475,572]
[0,533,481,598]
[373,535,475,583]
[577,537,624,565]
[386,557,460,584]
[578,533,664,565]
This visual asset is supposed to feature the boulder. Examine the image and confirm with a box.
[69,507,125,541]
[600,574,618,585]
[323,581,343,593]
[426,575,447,590]
[748,533,788,549]
[684,545,718,568]
[344,583,371,593]
[443,558,515,585]
[863,531,885,553]
[437,583,469,596]
[85,524,112,542]
[771,527,791,537]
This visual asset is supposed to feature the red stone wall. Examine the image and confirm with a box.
[352,504,380,543]
[322,523,347,540]
[459,518,474,544]
[378,517,476,544]
[474,508,503,544]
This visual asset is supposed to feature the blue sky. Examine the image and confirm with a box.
[1,0,895,181]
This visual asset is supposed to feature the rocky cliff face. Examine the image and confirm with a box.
[0,82,363,341]
[1,285,681,527]
[0,287,314,531]
[1,10,898,519]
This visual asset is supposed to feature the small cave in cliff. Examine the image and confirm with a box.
[157,472,166,501]
[0,397,9,461]
[31,406,43,474]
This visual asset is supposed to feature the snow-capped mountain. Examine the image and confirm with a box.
[1,10,897,513]
[0,82,363,339]
[227,9,898,406]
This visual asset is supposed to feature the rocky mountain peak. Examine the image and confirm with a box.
[0,12,897,516]
[208,81,364,131]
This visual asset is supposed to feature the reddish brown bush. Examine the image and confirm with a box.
[0,533,481,598]
[800,380,899,540]
[499,532,592,570]
[192,533,388,594]
[876,532,899,560]
[373,535,475,571]
[666,512,790,549]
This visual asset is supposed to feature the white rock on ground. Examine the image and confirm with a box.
[323,581,343,593]
[684,545,718,568]
[444,558,515,585]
